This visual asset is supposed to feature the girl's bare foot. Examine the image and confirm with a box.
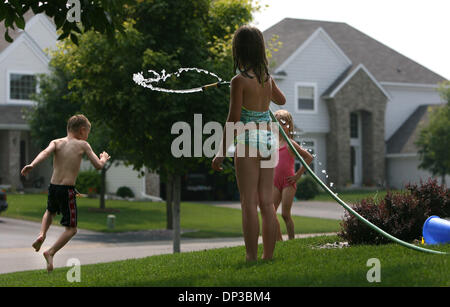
[43,251,54,272]
[32,235,45,252]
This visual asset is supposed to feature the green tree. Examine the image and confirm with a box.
[416,81,450,185]
[49,0,258,252]
[0,0,131,44]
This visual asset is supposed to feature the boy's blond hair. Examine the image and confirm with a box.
[67,114,91,133]
[274,109,294,138]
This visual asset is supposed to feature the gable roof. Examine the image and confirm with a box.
[263,18,446,85]
[386,104,441,154]
[0,10,54,54]
[0,10,35,53]
[323,63,391,99]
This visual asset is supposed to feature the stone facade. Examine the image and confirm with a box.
[325,68,388,188]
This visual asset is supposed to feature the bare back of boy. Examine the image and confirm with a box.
[51,137,87,186]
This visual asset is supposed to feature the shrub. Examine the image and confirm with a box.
[76,170,101,195]
[296,175,320,200]
[406,178,450,218]
[116,186,134,198]
[339,178,449,245]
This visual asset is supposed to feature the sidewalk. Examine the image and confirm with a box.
[198,200,346,220]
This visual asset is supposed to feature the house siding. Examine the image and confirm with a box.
[386,155,450,189]
[0,40,49,105]
[273,30,351,134]
[24,15,56,52]
[81,160,145,199]
[383,85,443,140]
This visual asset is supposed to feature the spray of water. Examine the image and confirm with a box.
[133,68,224,94]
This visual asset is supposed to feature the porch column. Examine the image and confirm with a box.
[8,130,22,190]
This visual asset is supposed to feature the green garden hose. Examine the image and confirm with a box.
[267,107,448,255]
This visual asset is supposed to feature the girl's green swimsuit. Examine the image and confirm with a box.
[235,106,278,157]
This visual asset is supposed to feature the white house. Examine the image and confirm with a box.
[0,12,160,199]
[263,18,448,189]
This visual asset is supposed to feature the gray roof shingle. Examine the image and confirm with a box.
[263,18,446,85]
[386,104,441,154]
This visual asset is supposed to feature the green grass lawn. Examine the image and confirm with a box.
[1,235,448,287]
[2,194,340,238]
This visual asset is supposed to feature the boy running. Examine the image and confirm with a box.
[21,114,110,272]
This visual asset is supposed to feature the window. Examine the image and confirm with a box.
[9,73,37,102]
[295,83,317,113]
[350,112,358,138]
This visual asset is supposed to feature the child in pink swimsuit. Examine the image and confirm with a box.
[273,110,314,240]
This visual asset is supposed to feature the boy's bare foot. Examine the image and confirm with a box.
[32,235,45,252]
[43,251,54,272]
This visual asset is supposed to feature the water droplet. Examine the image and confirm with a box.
[321,170,326,174]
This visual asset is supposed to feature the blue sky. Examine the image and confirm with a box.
[252,0,450,80]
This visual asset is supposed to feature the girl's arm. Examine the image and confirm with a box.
[212,76,243,171]
[286,140,314,183]
[21,140,56,176]
[271,77,286,105]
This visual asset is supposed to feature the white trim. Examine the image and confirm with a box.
[380,82,441,89]
[6,70,40,105]
[275,27,352,73]
[272,73,287,80]
[294,82,318,114]
[0,31,50,66]
[25,13,57,40]
[386,153,418,158]
[327,64,392,100]
[0,124,30,130]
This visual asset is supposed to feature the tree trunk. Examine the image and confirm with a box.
[100,167,106,209]
[166,173,173,230]
[172,174,181,253]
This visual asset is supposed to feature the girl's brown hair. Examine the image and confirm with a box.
[274,110,294,138]
[232,25,269,85]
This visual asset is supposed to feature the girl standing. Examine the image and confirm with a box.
[212,25,286,261]
[273,110,314,240]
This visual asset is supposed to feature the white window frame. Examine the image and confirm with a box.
[7,70,39,105]
[294,82,318,114]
